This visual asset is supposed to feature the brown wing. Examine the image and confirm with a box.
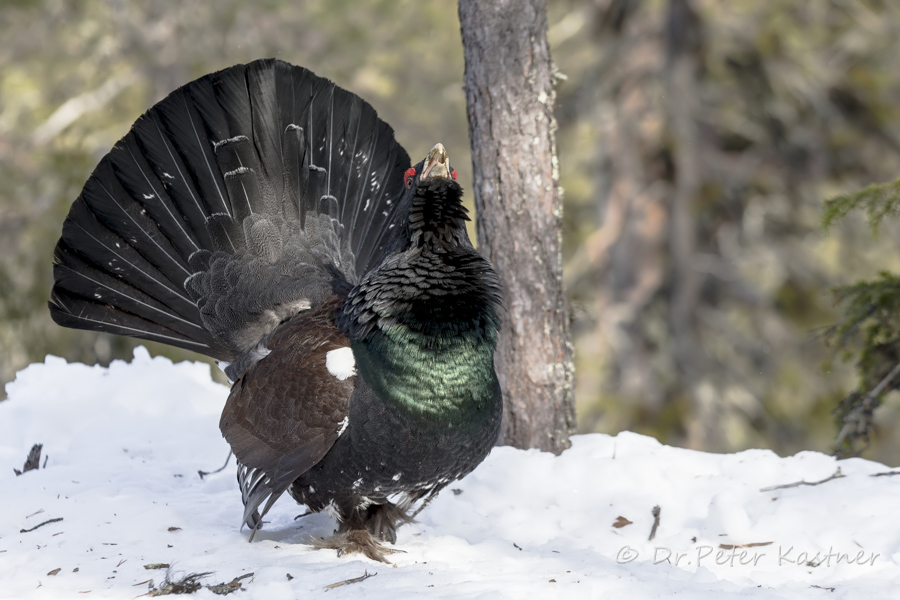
[219,299,354,536]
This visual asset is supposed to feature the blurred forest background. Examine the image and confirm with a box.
[3,0,900,463]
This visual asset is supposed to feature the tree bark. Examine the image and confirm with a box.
[458,0,575,453]
[665,0,712,449]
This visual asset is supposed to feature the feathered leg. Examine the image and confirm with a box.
[311,501,416,563]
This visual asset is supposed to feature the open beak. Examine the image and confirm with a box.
[420,143,451,180]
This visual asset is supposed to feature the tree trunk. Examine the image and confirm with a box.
[665,0,709,449]
[458,0,575,453]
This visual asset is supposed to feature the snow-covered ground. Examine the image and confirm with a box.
[1,349,898,599]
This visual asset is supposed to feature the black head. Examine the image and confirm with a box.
[402,143,471,248]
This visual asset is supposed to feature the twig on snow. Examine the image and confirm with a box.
[20,517,63,533]
[760,468,844,492]
[324,571,377,590]
[648,506,661,541]
[719,542,772,550]
[206,573,254,595]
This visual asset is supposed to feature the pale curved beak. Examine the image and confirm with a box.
[421,143,451,180]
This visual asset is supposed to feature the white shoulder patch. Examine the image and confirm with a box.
[325,347,356,380]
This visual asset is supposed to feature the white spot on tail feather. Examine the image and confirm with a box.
[326,347,356,380]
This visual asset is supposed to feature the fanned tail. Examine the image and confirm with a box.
[50,59,412,362]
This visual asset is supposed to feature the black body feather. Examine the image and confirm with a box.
[50,59,502,562]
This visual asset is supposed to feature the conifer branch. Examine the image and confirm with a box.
[823,177,900,231]
[834,359,900,456]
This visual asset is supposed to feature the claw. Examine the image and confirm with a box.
[312,529,405,564]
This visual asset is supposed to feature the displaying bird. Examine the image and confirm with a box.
[49,58,503,562]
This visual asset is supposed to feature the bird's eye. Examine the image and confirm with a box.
[451,169,458,181]
[404,167,417,189]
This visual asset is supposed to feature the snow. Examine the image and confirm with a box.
[1,349,898,599]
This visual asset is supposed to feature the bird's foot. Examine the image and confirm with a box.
[311,529,405,564]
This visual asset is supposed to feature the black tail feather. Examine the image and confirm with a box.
[280,123,308,223]
[247,60,289,205]
[53,244,194,330]
[111,136,204,261]
[60,199,195,319]
[205,213,240,254]
[130,111,217,250]
[49,273,224,356]
[82,161,195,294]
[157,86,233,218]
[51,58,412,360]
